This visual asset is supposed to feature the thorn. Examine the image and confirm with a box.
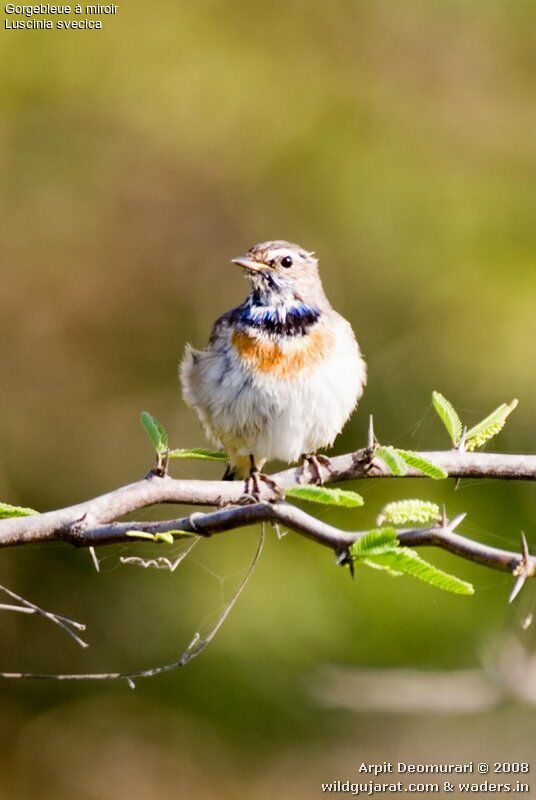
[367,415,375,451]
[509,572,527,605]
[521,530,530,564]
[336,549,355,578]
[188,512,205,533]
[457,426,467,453]
[441,505,448,529]
[126,677,136,690]
[454,478,461,492]
[89,547,100,573]
[509,532,533,604]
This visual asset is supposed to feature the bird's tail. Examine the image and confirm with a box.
[222,463,238,481]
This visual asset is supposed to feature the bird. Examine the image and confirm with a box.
[180,241,366,495]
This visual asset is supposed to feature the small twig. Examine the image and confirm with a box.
[152,448,170,478]
[0,604,34,615]
[0,584,88,648]
[272,521,287,539]
[0,528,264,682]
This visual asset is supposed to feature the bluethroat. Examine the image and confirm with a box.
[180,241,366,494]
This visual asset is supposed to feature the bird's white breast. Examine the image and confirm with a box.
[182,314,366,463]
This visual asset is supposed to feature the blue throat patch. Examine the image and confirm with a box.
[236,295,321,337]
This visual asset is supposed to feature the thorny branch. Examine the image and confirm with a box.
[1,445,535,682]
[0,448,535,573]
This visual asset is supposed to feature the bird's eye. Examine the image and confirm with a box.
[281,255,293,268]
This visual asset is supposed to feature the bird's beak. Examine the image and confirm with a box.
[231,256,270,272]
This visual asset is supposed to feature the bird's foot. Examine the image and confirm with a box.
[300,453,333,485]
[236,492,260,507]
[244,468,282,502]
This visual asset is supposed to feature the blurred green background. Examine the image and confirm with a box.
[1,1,536,797]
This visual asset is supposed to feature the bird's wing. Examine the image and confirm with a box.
[180,304,241,410]
[208,306,240,346]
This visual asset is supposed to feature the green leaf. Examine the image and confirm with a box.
[364,549,474,595]
[396,450,448,480]
[0,503,38,519]
[432,391,463,446]
[126,530,156,540]
[378,499,441,526]
[349,527,473,595]
[140,411,168,454]
[168,448,228,461]
[154,532,175,545]
[465,399,518,451]
[375,446,407,476]
[286,485,364,508]
[126,529,192,542]
[350,528,398,557]
[362,557,403,576]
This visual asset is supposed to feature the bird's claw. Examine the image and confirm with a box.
[300,453,333,485]
[244,471,282,502]
[236,492,260,506]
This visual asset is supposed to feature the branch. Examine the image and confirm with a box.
[1,448,536,550]
[0,448,534,577]
[0,584,88,648]
[2,443,535,683]
[80,503,536,575]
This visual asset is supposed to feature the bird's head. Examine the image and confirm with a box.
[232,241,326,305]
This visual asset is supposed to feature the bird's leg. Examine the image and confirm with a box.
[245,455,281,500]
[245,458,261,498]
[300,453,333,485]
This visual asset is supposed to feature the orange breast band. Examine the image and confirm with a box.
[231,327,334,378]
